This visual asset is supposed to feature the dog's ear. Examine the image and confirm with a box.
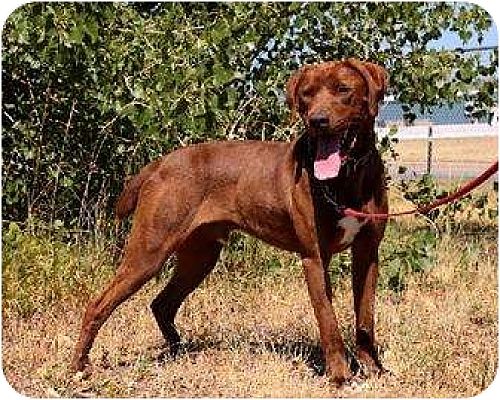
[286,66,308,123]
[346,58,388,117]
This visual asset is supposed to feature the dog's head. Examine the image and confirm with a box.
[287,59,387,180]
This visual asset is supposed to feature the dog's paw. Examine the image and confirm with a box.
[70,355,90,373]
[69,356,93,381]
[72,369,92,382]
[356,350,388,378]
[327,362,354,388]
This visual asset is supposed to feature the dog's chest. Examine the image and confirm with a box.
[330,216,366,250]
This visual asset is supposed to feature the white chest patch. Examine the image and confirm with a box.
[338,216,366,245]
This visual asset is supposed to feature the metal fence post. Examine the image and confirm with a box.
[426,123,433,175]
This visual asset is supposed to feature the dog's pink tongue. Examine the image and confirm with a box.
[314,137,342,180]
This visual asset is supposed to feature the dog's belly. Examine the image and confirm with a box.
[238,206,303,253]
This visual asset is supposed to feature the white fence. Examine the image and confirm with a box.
[377,122,498,180]
[377,122,498,141]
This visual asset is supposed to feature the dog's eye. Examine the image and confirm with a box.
[300,88,314,100]
[337,85,351,94]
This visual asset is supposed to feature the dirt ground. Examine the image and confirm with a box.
[2,228,497,397]
[395,136,498,164]
[388,136,498,179]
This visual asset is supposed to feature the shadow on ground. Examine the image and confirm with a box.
[143,337,362,377]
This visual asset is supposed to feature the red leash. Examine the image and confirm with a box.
[343,161,498,220]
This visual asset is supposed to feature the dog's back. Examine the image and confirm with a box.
[115,140,291,221]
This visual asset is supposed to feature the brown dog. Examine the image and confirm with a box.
[71,58,388,386]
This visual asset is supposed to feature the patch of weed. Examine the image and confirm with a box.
[2,222,115,317]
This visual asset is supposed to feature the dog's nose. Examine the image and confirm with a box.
[309,113,329,129]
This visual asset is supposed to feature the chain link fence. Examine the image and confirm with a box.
[376,98,498,181]
[374,46,498,181]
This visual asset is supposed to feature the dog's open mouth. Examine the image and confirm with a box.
[313,135,347,180]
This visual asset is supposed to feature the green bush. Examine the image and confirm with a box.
[380,224,437,293]
[2,2,496,229]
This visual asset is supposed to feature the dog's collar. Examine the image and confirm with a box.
[339,147,375,176]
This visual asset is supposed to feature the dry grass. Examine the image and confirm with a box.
[2,131,498,396]
[2,201,497,397]
[395,136,498,164]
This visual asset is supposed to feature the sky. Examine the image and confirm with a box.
[429,22,498,50]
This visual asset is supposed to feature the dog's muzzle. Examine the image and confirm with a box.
[312,124,359,181]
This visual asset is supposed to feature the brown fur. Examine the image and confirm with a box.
[115,158,162,220]
[71,58,388,386]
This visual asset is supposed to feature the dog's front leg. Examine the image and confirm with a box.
[302,256,351,386]
[351,226,385,376]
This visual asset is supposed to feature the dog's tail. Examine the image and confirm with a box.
[115,159,162,221]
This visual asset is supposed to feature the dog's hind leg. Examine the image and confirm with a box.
[151,234,224,351]
[70,230,176,372]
